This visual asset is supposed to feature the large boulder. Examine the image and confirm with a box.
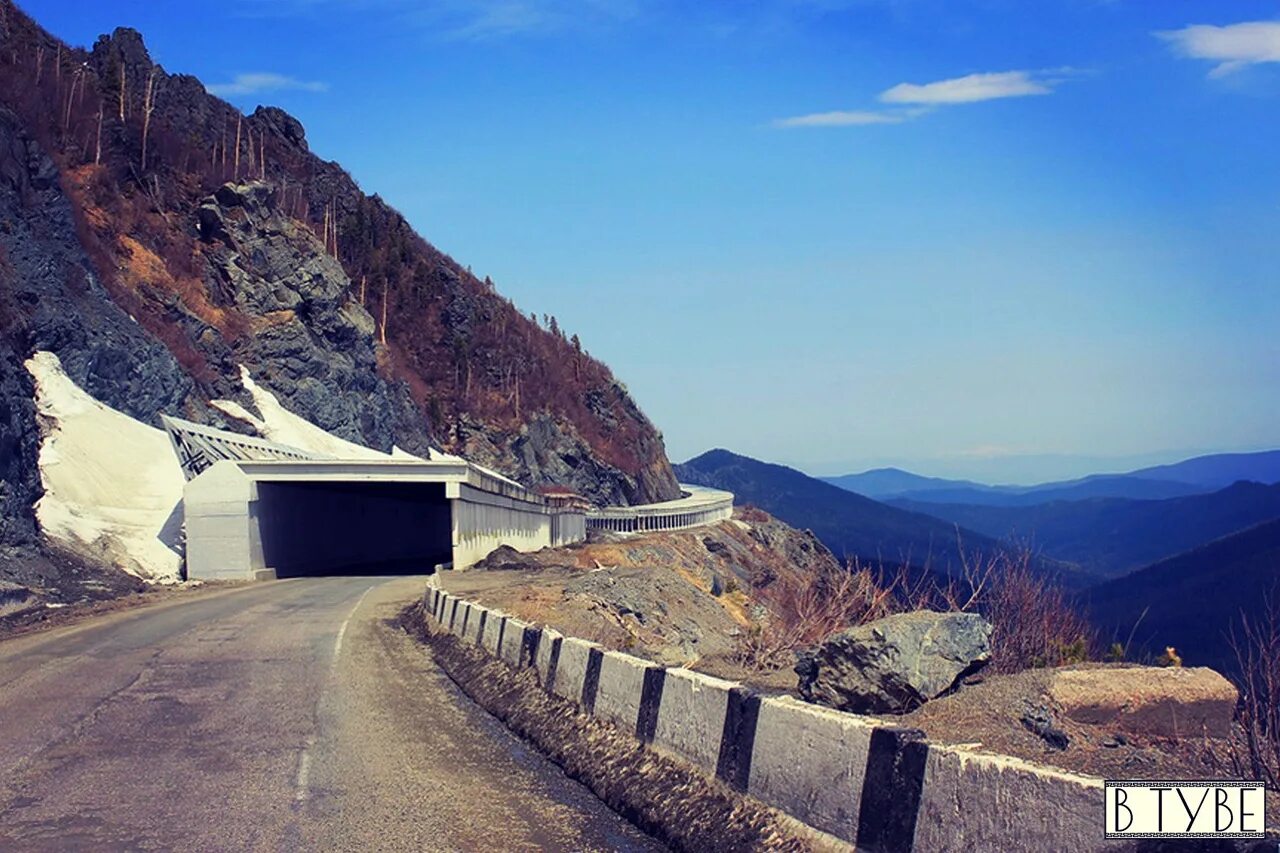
[796,610,992,714]
[1047,666,1238,739]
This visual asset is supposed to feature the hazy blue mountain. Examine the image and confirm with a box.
[1084,518,1280,674]
[1123,450,1280,490]
[824,449,1280,507]
[676,449,1088,584]
[894,481,1280,578]
[888,477,1204,506]
[821,468,994,499]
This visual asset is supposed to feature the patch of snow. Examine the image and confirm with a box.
[25,351,184,582]
[211,366,392,461]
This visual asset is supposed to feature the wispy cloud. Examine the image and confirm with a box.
[772,109,908,128]
[879,70,1053,105]
[207,72,329,97]
[773,68,1074,129]
[1156,21,1280,78]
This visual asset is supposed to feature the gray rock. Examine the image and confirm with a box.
[795,610,992,714]
[1020,702,1070,750]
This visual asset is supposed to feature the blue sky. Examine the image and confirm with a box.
[26,0,1280,483]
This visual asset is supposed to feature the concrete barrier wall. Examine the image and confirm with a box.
[550,636,599,705]
[422,578,1114,852]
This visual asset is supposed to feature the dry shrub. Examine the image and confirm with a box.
[737,540,1094,675]
[1225,593,1280,791]
[735,561,895,671]
[967,545,1090,671]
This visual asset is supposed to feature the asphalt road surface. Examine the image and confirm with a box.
[0,576,663,851]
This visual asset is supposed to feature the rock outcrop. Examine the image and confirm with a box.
[1047,666,1238,739]
[194,181,424,453]
[796,610,993,714]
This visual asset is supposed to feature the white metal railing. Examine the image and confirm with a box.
[585,485,734,534]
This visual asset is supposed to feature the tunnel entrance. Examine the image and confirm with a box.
[254,480,452,578]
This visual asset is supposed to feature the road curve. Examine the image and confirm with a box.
[0,576,662,852]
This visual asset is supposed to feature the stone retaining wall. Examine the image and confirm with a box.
[423,580,1115,852]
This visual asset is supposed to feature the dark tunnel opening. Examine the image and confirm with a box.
[254,480,453,578]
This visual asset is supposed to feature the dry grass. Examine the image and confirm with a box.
[737,543,1094,676]
[1225,592,1280,791]
[734,561,896,671]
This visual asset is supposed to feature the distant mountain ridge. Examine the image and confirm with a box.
[1084,518,1280,674]
[893,480,1280,578]
[675,449,1087,583]
[824,449,1280,506]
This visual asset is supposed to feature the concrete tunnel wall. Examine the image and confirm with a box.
[255,481,453,577]
[182,460,583,580]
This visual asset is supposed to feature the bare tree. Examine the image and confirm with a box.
[1226,593,1280,791]
[736,559,897,671]
[140,66,156,172]
[117,60,126,121]
[62,65,82,136]
[94,105,103,165]
[380,278,388,345]
[233,114,241,181]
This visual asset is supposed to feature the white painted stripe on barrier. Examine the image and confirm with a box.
[747,695,878,844]
[452,602,473,638]
[652,668,737,774]
[534,627,563,688]
[499,618,530,667]
[481,609,505,655]
[912,743,1105,852]
[591,650,653,732]
[466,605,490,645]
[551,636,599,705]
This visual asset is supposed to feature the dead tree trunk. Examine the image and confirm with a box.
[380,279,388,345]
[233,114,241,181]
[140,67,156,172]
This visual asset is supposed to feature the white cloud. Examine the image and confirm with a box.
[772,109,906,128]
[1156,21,1280,78]
[207,72,329,97]
[773,68,1073,130]
[879,70,1054,104]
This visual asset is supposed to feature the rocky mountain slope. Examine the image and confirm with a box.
[0,4,680,591]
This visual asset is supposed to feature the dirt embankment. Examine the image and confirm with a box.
[441,508,840,673]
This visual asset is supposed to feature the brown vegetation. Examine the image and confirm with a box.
[738,543,1095,676]
[1225,592,1280,791]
